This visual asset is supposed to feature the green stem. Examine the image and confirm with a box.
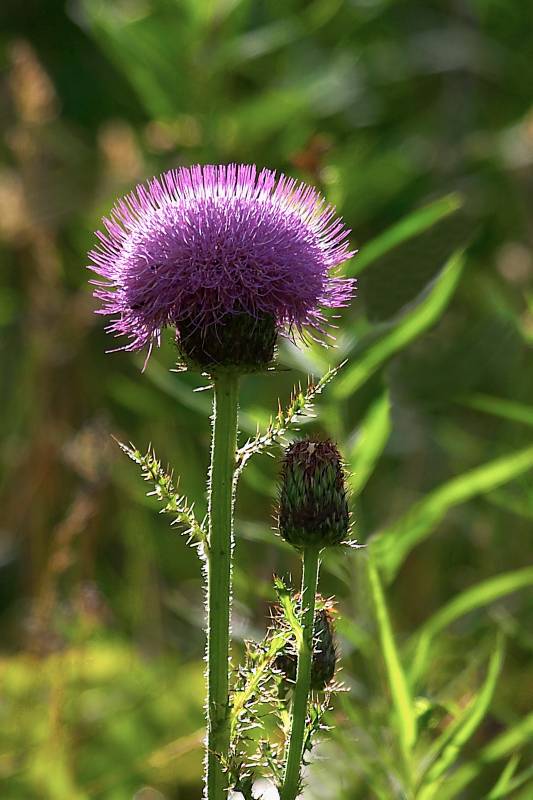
[206,371,239,800]
[281,546,321,800]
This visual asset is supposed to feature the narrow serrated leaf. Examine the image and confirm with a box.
[236,362,345,475]
[115,438,207,554]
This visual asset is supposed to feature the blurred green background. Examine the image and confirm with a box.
[1,1,532,798]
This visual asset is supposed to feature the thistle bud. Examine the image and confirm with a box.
[278,439,349,550]
[177,312,277,370]
[275,600,337,690]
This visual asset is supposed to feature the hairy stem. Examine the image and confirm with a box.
[206,371,239,800]
[281,546,321,800]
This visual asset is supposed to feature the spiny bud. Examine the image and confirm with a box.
[177,311,277,371]
[278,439,349,550]
[275,599,338,690]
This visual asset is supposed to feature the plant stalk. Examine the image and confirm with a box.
[206,371,240,800]
[281,546,321,800]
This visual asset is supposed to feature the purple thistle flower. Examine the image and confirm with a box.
[89,164,355,356]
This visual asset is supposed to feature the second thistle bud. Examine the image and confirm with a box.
[275,600,338,690]
[278,439,349,550]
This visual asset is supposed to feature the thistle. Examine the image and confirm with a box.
[277,438,351,800]
[275,599,338,691]
[278,439,350,550]
[88,164,355,800]
[88,164,355,366]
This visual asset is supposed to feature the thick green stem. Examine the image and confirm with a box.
[281,546,321,800]
[206,371,239,800]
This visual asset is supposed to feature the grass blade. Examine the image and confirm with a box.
[371,445,533,583]
[366,553,416,768]
[512,781,533,800]
[348,193,463,277]
[409,567,533,685]
[334,250,465,400]
[347,390,391,495]
[459,393,533,427]
[487,488,533,521]
[487,754,521,799]
[417,637,504,799]
[436,712,533,800]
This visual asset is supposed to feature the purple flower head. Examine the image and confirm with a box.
[89,164,355,356]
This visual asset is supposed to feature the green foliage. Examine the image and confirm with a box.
[226,577,336,796]
[372,444,533,583]
[488,759,533,800]
[366,552,416,782]
[348,193,463,278]
[334,250,466,400]
[459,393,533,428]
[416,637,504,798]
[436,712,533,800]
[410,567,533,686]
[0,640,204,798]
[347,390,391,496]
[1,0,533,796]
[227,623,292,789]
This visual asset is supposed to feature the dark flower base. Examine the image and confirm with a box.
[177,312,277,371]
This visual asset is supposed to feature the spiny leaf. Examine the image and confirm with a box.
[230,628,292,739]
[273,576,303,647]
[227,619,296,788]
[115,438,207,554]
[301,690,334,766]
[235,362,345,476]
